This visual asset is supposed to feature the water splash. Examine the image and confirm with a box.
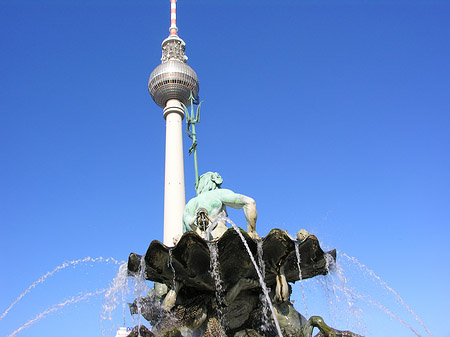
[132,256,149,334]
[326,280,423,337]
[8,289,106,337]
[256,240,270,332]
[312,251,432,336]
[1,256,122,321]
[340,252,434,337]
[207,241,225,326]
[101,262,130,336]
[294,241,308,317]
[317,258,365,333]
[220,217,283,337]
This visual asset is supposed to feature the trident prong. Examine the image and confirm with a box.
[182,92,203,193]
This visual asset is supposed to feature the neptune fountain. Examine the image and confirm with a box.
[127,171,363,336]
[125,1,362,336]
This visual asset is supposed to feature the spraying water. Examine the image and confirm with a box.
[8,289,106,337]
[1,256,122,321]
[308,250,433,336]
[315,258,365,334]
[101,262,130,336]
[323,279,423,337]
[219,216,283,337]
[340,252,434,337]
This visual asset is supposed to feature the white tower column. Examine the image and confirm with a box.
[148,0,199,247]
[163,99,185,245]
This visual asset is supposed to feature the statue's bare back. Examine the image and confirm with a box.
[183,172,258,240]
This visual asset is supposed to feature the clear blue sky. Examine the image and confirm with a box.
[1,0,449,336]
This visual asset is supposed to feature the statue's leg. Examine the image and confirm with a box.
[274,265,289,303]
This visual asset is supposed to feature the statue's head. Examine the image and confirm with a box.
[196,172,223,194]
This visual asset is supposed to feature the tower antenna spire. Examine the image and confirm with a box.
[169,0,178,36]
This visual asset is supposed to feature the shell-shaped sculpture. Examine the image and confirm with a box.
[148,60,199,108]
[128,228,336,293]
[125,228,363,337]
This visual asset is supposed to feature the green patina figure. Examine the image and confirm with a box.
[183,172,259,240]
[182,97,258,240]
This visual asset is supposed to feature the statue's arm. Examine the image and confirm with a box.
[219,189,258,239]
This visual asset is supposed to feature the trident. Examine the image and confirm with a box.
[182,92,203,194]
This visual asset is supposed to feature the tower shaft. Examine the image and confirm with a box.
[163,99,185,245]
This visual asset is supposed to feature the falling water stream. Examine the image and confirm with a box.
[102,262,130,325]
[316,257,365,333]
[294,242,308,317]
[207,241,226,326]
[218,216,283,337]
[132,256,149,336]
[256,240,270,333]
[168,249,177,290]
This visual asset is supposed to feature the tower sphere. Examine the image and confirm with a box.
[148,61,199,108]
[148,36,199,108]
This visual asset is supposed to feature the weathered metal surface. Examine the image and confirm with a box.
[128,228,335,292]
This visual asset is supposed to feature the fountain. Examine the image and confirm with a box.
[127,195,363,336]
[124,1,363,336]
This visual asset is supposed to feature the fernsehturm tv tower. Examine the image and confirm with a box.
[148,0,199,246]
